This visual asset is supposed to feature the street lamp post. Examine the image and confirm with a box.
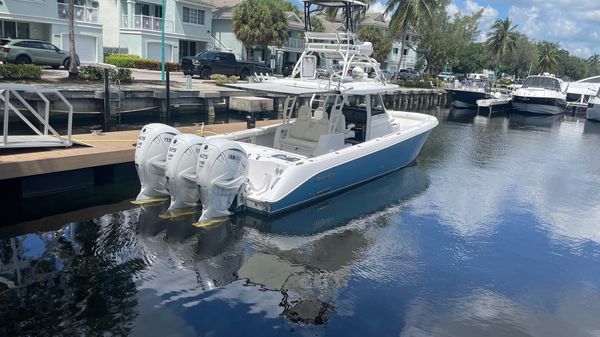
[161,0,165,82]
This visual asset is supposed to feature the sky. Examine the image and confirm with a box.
[318,0,600,58]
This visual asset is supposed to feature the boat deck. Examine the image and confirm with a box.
[0,120,282,180]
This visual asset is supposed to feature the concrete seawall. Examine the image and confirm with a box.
[2,85,448,130]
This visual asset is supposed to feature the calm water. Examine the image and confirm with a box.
[2,109,600,337]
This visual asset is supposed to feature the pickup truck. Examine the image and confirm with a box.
[181,51,272,80]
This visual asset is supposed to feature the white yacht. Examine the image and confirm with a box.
[512,74,566,115]
[586,89,600,121]
[133,0,438,223]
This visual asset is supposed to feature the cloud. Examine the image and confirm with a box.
[506,0,600,57]
[448,0,499,42]
[447,0,600,57]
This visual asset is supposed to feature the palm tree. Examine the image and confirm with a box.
[537,41,559,74]
[232,0,288,60]
[323,0,376,32]
[67,0,79,79]
[385,0,437,80]
[485,18,518,64]
[587,53,600,72]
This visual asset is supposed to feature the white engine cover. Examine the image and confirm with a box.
[196,138,249,222]
[165,134,204,211]
[134,123,180,202]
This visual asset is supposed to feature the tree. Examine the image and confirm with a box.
[502,32,538,79]
[385,0,438,80]
[537,41,559,74]
[414,1,481,74]
[358,26,392,62]
[587,54,600,74]
[233,0,288,59]
[67,0,79,79]
[485,18,518,65]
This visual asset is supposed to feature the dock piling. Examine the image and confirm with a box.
[103,68,111,132]
[165,69,171,124]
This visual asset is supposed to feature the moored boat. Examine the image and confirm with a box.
[586,89,600,121]
[446,85,490,109]
[132,0,438,223]
[511,74,566,115]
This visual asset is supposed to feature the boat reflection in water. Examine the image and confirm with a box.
[509,112,562,129]
[0,164,428,335]
[447,108,478,124]
[135,164,428,326]
[232,165,428,324]
[583,119,600,135]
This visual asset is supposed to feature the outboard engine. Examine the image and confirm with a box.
[162,134,205,218]
[195,138,249,224]
[134,123,180,204]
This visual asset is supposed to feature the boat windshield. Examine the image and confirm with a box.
[522,76,561,91]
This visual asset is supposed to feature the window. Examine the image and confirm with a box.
[135,3,150,16]
[370,94,385,116]
[393,48,398,54]
[42,42,57,50]
[403,48,408,56]
[183,7,205,25]
[154,5,162,18]
[3,21,17,39]
[17,22,29,39]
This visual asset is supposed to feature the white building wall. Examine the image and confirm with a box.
[212,19,244,60]
[100,0,123,51]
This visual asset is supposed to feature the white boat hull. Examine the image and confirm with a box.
[587,106,600,121]
[243,112,438,215]
[512,101,565,115]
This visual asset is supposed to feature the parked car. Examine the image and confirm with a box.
[437,71,455,81]
[282,61,296,77]
[0,39,79,69]
[181,51,272,80]
[0,38,11,47]
[397,68,421,80]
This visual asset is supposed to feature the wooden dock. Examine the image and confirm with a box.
[0,120,281,180]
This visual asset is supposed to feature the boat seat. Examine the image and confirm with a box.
[279,104,331,155]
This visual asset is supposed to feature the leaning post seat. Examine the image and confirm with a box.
[278,104,331,156]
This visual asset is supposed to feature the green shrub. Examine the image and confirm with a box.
[210,74,238,85]
[0,64,42,80]
[133,59,180,71]
[105,54,140,68]
[78,66,133,82]
[105,53,181,72]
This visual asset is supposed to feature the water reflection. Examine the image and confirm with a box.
[509,113,562,129]
[583,120,600,135]
[400,286,600,337]
[0,164,429,334]
[447,108,478,124]
[3,108,600,336]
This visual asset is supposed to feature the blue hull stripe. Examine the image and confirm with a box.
[265,130,432,215]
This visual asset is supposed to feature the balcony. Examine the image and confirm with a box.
[58,3,99,23]
[283,37,305,50]
[121,15,174,33]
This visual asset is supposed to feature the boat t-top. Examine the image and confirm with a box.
[132,0,439,224]
[512,73,567,115]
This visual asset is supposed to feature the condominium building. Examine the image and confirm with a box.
[1,0,215,63]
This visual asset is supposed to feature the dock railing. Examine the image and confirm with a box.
[0,85,73,148]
